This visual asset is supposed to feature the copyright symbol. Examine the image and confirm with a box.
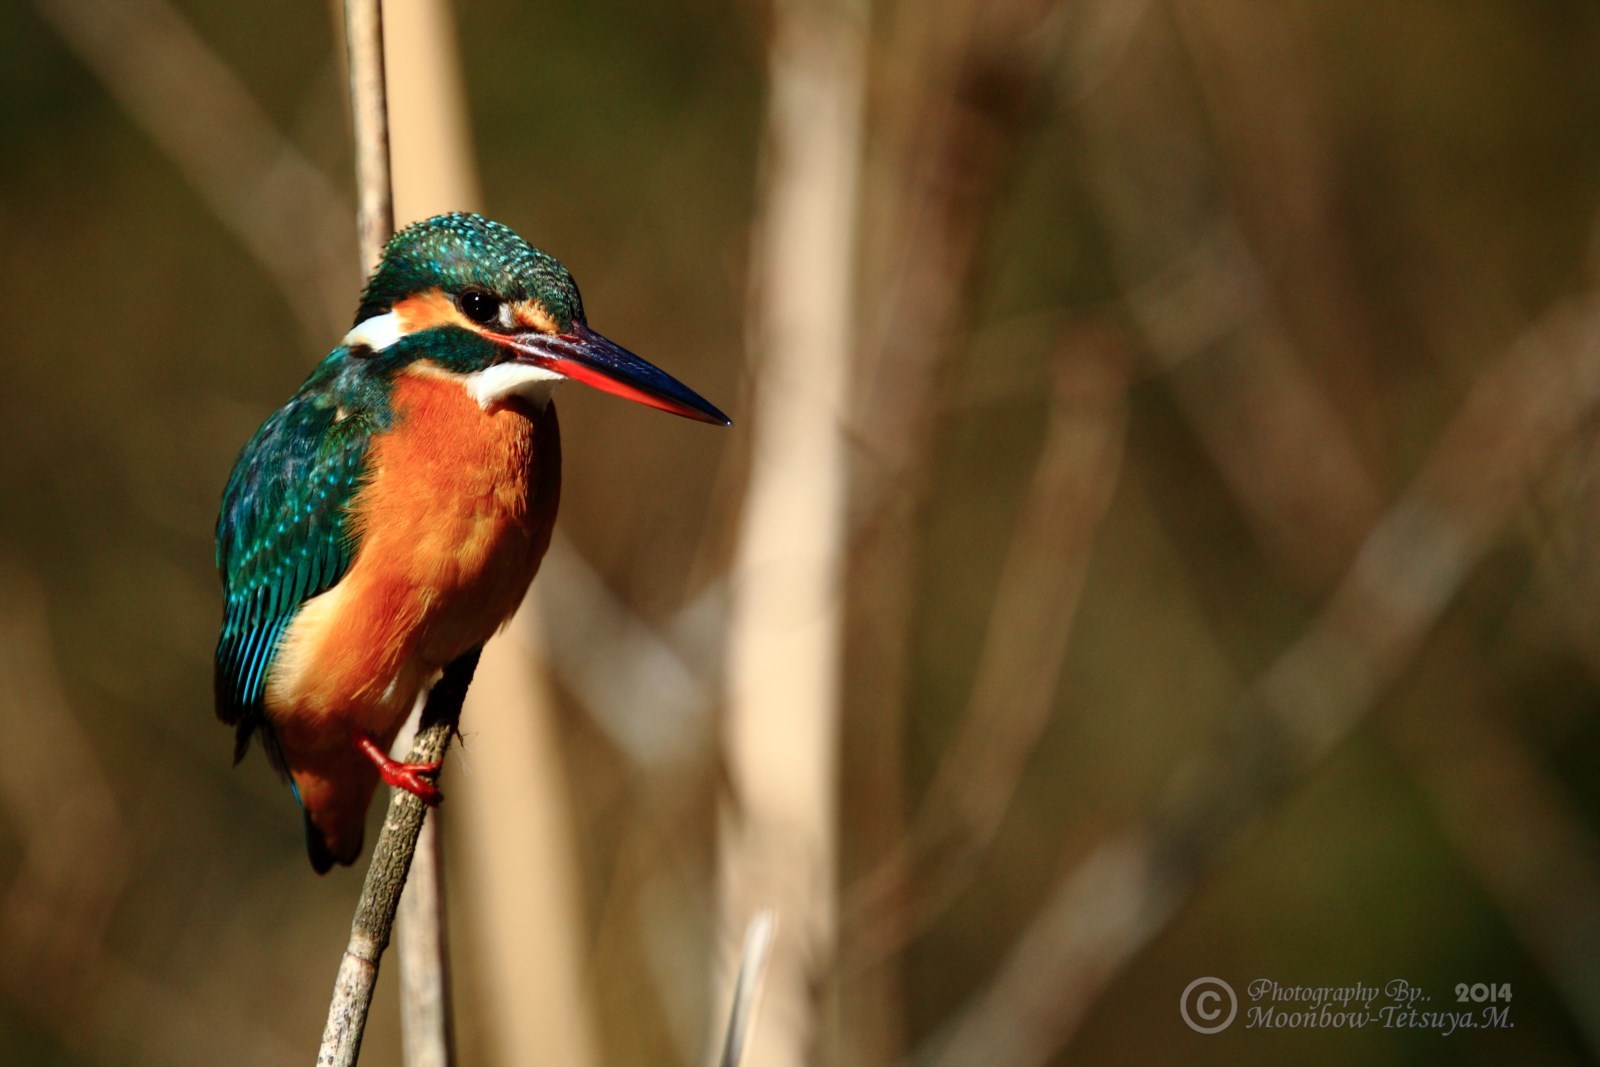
[1181,977,1237,1034]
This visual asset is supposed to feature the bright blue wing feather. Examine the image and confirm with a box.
[214,368,377,763]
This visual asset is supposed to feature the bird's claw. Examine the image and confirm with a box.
[353,732,444,805]
[377,760,443,805]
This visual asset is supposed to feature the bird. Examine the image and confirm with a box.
[214,212,728,873]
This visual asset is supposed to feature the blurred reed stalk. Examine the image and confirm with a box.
[378,3,476,1063]
[717,0,865,1064]
[0,567,303,1066]
[921,288,1600,1067]
[27,0,354,341]
[717,910,779,1067]
[319,2,458,1064]
[916,5,1600,1059]
[373,2,604,1063]
[838,1,1066,1055]
[1154,7,1600,1048]
[345,0,393,274]
[341,1,460,1061]
[844,328,1130,968]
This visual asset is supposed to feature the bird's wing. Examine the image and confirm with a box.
[214,389,374,765]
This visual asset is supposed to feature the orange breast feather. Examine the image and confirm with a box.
[266,365,560,753]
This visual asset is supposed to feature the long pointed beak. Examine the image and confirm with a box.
[508,323,730,425]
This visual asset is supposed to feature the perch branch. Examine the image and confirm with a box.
[318,650,480,1066]
[319,5,461,1064]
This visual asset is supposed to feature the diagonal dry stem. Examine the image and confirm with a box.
[843,328,1131,967]
[918,282,1600,1067]
[28,0,354,341]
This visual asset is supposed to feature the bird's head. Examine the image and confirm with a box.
[345,212,728,424]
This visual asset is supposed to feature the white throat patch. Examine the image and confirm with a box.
[467,362,565,410]
[345,310,564,410]
[343,311,405,353]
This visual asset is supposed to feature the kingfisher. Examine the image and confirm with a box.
[215,212,728,872]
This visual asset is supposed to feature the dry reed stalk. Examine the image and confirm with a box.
[717,1,866,1064]
[318,3,464,1064]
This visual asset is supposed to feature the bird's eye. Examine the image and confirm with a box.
[458,289,502,326]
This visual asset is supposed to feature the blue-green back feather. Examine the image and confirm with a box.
[214,347,391,766]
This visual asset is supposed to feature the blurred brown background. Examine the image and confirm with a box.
[3,0,1600,1064]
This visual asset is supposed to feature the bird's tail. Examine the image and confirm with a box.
[294,762,377,874]
[304,811,361,874]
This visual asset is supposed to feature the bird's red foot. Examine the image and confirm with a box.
[353,732,443,805]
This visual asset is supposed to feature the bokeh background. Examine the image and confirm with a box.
[4,0,1600,1064]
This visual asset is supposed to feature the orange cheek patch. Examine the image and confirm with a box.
[393,289,476,334]
[513,300,558,334]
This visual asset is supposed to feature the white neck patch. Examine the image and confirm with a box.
[467,362,565,410]
[343,311,405,353]
[347,311,565,410]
